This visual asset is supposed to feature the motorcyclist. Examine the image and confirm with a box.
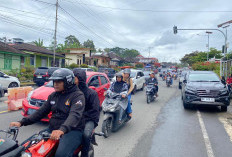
[73,68,100,157]
[123,69,134,119]
[166,72,173,85]
[146,72,158,97]
[108,73,128,123]
[10,68,85,157]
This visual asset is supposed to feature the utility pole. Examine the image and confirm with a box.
[53,0,58,67]
[206,31,212,61]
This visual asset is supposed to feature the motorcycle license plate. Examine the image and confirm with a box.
[27,109,37,115]
[37,76,42,78]
[201,98,215,102]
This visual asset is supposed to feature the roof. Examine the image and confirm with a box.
[10,43,64,57]
[0,41,26,55]
[136,55,144,58]
[65,48,91,51]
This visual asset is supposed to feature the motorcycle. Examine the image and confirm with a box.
[0,127,103,157]
[146,83,157,104]
[162,75,166,81]
[173,74,177,80]
[166,76,172,87]
[102,90,130,138]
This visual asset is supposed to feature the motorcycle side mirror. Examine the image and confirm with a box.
[89,86,96,90]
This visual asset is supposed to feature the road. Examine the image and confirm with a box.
[1,79,232,157]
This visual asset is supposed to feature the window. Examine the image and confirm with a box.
[100,76,108,85]
[77,59,79,65]
[0,72,4,77]
[30,55,34,66]
[88,76,100,87]
[140,72,144,76]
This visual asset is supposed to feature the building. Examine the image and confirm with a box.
[64,48,91,66]
[0,41,27,71]
[11,42,64,68]
[90,52,110,67]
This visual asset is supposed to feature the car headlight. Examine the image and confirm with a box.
[185,87,195,94]
[220,89,228,95]
[21,152,32,157]
[27,91,33,101]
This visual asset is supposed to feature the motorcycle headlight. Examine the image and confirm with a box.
[27,91,33,101]
[21,152,32,157]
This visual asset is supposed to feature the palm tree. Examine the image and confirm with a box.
[33,38,44,47]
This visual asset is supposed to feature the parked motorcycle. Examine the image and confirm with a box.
[0,127,103,157]
[146,83,157,104]
[166,76,172,87]
[102,90,130,138]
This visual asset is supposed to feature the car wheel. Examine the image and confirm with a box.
[183,100,191,109]
[221,106,227,112]
[132,85,137,95]
[179,83,182,89]
[8,82,19,88]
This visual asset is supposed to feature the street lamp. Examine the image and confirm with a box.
[206,31,212,61]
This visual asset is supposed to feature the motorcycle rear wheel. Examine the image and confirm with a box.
[147,95,150,104]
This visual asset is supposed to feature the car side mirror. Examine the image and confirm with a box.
[44,82,48,85]
[137,76,140,79]
[4,74,9,78]
[183,80,187,83]
[89,86,96,90]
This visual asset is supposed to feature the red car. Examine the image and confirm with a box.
[21,72,110,122]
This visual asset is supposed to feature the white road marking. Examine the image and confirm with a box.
[197,111,215,157]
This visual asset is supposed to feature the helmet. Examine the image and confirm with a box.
[123,68,131,74]
[49,68,75,90]
[115,73,123,79]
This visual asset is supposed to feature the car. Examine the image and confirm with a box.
[21,71,110,121]
[143,71,151,81]
[33,67,60,86]
[112,69,146,94]
[81,68,94,72]
[0,71,20,93]
[0,84,4,97]
[181,71,230,111]
[98,68,116,80]
[178,71,189,89]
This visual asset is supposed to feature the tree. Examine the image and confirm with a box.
[33,38,44,47]
[83,39,95,50]
[65,35,80,47]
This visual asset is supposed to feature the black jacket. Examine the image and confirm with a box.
[146,77,158,85]
[20,85,85,133]
[73,69,100,128]
[110,81,128,93]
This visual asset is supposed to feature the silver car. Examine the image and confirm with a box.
[0,71,20,93]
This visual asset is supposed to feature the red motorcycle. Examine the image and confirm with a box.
[0,127,103,157]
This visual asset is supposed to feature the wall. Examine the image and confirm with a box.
[12,56,20,70]
[0,54,4,69]
[65,54,83,66]
[35,55,41,67]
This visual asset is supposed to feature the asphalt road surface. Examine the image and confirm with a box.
[1,79,232,157]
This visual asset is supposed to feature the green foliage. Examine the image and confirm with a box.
[80,64,88,68]
[180,48,222,66]
[83,39,95,50]
[106,47,140,59]
[192,62,220,71]
[33,38,44,47]
[135,63,144,69]
[65,35,81,47]
[89,66,98,72]
[69,63,79,69]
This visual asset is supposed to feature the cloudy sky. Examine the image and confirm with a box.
[0,0,232,62]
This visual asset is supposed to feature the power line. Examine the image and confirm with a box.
[28,0,55,6]
[59,5,114,47]
[60,1,232,13]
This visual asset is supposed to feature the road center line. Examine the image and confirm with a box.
[0,110,9,114]
[197,111,215,157]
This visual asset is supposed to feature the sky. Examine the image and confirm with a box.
[0,0,232,62]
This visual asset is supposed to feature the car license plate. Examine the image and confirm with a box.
[201,98,215,102]
[37,76,42,78]
[27,109,37,115]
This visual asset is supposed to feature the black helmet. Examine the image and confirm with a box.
[115,73,123,79]
[123,68,131,75]
[49,68,75,90]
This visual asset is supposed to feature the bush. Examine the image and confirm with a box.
[89,66,98,72]
[80,64,88,68]
[135,63,144,69]
[69,63,79,69]
[192,62,220,76]
[25,67,35,73]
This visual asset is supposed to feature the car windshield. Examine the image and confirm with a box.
[36,68,48,74]
[188,73,220,82]
[45,81,53,87]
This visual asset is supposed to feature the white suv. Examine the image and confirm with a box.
[0,71,20,93]
[112,69,146,94]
